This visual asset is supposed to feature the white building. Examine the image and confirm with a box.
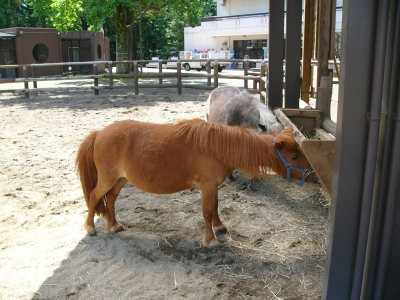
[184,0,343,62]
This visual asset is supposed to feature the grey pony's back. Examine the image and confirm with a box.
[205,86,283,133]
[205,86,241,122]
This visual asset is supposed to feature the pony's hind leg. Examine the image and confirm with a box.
[84,184,111,235]
[104,177,128,233]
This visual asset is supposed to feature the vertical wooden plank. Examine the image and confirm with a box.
[213,61,218,88]
[177,61,182,95]
[31,65,38,89]
[108,61,113,90]
[158,59,163,85]
[134,61,138,95]
[285,0,303,108]
[317,0,333,83]
[316,0,333,117]
[207,59,211,87]
[23,66,29,98]
[301,0,315,103]
[93,64,99,95]
[260,61,266,103]
[243,56,248,89]
[268,0,285,108]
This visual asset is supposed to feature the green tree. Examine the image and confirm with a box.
[143,0,216,59]
[0,0,40,28]
[27,0,216,73]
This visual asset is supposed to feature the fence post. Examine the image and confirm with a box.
[207,59,211,87]
[31,64,37,89]
[134,61,139,95]
[177,60,182,95]
[23,66,29,98]
[260,61,267,103]
[213,60,218,88]
[244,56,249,89]
[108,61,113,90]
[159,59,163,85]
[317,73,333,120]
[93,64,99,95]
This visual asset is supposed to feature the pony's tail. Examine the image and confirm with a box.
[75,131,107,216]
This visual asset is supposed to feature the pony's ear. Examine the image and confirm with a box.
[258,124,266,132]
[274,139,283,150]
[270,130,279,137]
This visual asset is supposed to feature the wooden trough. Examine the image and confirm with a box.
[274,108,336,196]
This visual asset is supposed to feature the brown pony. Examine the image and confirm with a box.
[76,119,311,247]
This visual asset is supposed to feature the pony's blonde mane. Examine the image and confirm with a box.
[174,119,286,178]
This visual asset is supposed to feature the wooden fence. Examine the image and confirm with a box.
[0,59,268,100]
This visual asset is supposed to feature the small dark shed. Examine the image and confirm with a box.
[0,27,63,77]
[60,31,109,73]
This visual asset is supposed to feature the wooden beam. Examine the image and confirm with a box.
[285,0,303,108]
[301,0,315,103]
[268,0,285,108]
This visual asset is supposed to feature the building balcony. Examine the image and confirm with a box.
[198,8,342,38]
[200,13,269,37]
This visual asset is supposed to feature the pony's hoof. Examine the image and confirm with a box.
[110,223,124,234]
[209,239,222,247]
[85,225,97,236]
[204,236,222,247]
[213,224,228,235]
[105,222,124,234]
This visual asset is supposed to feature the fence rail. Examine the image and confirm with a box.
[0,59,267,99]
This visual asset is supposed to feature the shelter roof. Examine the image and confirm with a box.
[0,32,17,39]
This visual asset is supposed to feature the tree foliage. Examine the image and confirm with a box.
[0,0,39,28]
[1,0,216,73]
[26,0,83,32]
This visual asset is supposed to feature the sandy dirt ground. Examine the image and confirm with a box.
[0,74,329,299]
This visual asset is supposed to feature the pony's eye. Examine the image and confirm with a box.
[291,153,299,160]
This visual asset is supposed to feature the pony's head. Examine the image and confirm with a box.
[273,128,314,185]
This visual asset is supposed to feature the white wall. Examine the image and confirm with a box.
[187,0,342,51]
[200,14,269,37]
[184,26,233,51]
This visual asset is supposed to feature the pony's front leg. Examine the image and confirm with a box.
[104,178,127,233]
[201,184,221,247]
[212,190,227,234]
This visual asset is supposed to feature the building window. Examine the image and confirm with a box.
[32,44,49,63]
[233,39,268,67]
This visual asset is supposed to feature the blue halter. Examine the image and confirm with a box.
[274,139,314,186]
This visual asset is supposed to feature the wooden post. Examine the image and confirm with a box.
[285,0,302,108]
[318,73,333,120]
[301,0,315,103]
[23,66,29,98]
[213,61,218,89]
[316,0,334,117]
[108,61,113,90]
[177,61,182,95]
[207,59,211,87]
[134,61,139,95]
[93,64,99,95]
[243,56,248,89]
[268,0,285,108]
[31,64,38,89]
[158,59,163,85]
[317,0,333,88]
